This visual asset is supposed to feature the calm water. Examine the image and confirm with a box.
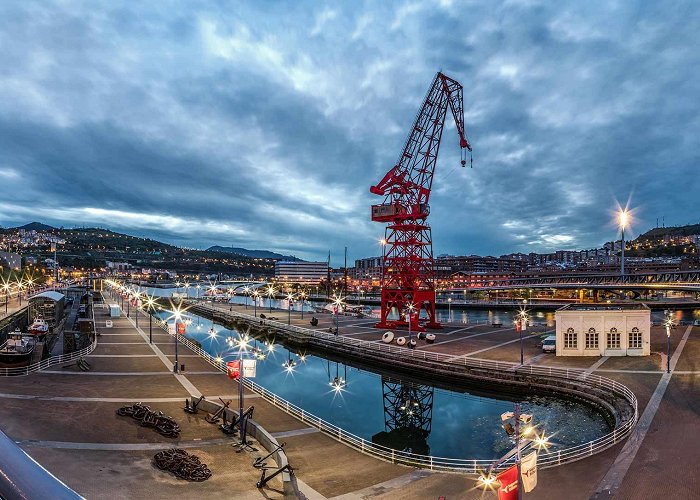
[151,307,613,460]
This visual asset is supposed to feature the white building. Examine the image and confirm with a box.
[554,303,651,357]
[274,261,328,284]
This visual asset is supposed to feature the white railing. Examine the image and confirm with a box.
[155,304,638,473]
[0,299,99,377]
[0,337,98,377]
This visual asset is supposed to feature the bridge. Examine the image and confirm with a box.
[452,270,700,294]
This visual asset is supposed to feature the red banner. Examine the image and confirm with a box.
[497,464,519,500]
[227,360,240,380]
[176,322,186,335]
[515,321,521,333]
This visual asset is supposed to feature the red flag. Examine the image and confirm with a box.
[227,360,240,380]
[176,322,186,335]
[515,321,521,333]
[497,464,519,500]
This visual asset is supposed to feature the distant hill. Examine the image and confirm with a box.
[207,245,302,261]
[636,223,700,241]
[15,222,56,231]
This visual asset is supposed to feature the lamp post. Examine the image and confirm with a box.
[332,294,344,335]
[406,302,415,345]
[300,290,306,320]
[379,238,387,289]
[665,314,674,374]
[253,290,259,317]
[196,284,201,300]
[243,286,250,309]
[170,302,186,374]
[16,279,24,306]
[517,308,528,366]
[286,293,295,325]
[618,208,630,276]
[144,295,156,344]
[448,297,452,321]
[2,281,9,315]
[267,285,275,313]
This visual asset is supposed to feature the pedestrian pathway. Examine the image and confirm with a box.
[591,325,693,499]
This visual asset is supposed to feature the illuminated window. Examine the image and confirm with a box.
[585,328,599,349]
[564,327,577,349]
[607,327,621,349]
[629,327,642,349]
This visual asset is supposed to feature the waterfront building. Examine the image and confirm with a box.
[274,261,328,284]
[554,303,650,357]
[28,290,66,330]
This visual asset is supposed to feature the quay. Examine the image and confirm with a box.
[0,293,697,498]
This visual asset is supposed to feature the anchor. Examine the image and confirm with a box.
[184,395,205,414]
[205,398,231,424]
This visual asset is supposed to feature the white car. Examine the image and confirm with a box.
[541,336,556,353]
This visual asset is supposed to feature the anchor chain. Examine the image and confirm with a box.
[153,448,212,482]
[116,402,181,438]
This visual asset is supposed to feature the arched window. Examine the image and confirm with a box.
[564,327,577,349]
[629,326,642,349]
[607,327,621,349]
[586,327,599,349]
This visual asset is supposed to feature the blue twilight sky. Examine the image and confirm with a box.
[0,1,698,264]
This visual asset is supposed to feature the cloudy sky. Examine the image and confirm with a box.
[0,1,698,263]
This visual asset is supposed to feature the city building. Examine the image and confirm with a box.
[274,261,328,284]
[0,251,21,271]
[554,303,650,357]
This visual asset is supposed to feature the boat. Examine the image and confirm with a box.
[0,329,36,368]
[28,318,49,339]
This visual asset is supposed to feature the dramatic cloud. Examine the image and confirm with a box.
[0,1,698,263]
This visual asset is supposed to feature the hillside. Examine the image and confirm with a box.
[207,245,302,261]
[636,223,700,241]
[15,222,56,231]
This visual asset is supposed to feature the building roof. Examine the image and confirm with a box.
[557,303,650,312]
[29,291,66,302]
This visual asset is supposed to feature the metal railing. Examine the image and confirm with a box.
[155,304,638,473]
[0,304,98,377]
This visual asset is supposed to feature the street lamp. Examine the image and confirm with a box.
[516,307,529,365]
[252,290,260,317]
[405,302,416,347]
[379,238,387,289]
[16,279,24,306]
[266,285,275,313]
[299,290,307,320]
[286,292,295,325]
[144,294,157,344]
[448,297,452,321]
[2,279,9,315]
[168,301,188,374]
[664,314,674,374]
[132,288,142,328]
[196,284,201,300]
[617,208,630,276]
[243,286,250,309]
[332,294,344,335]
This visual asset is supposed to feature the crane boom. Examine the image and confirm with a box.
[370,72,472,331]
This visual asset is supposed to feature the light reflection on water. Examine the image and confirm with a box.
[155,309,612,460]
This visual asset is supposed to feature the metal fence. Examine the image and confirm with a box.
[0,304,98,377]
[155,304,638,473]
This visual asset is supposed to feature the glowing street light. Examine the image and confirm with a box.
[286,292,295,325]
[167,301,189,373]
[516,307,529,365]
[243,286,250,309]
[252,290,260,317]
[143,293,157,344]
[299,289,307,320]
[664,313,674,374]
[405,301,416,347]
[266,285,276,313]
[331,294,345,335]
[617,208,631,276]
[2,279,10,315]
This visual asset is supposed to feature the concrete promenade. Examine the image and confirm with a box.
[0,295,697,498]
[199,300,700,499]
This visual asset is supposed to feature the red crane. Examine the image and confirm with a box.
[370,72,472,330]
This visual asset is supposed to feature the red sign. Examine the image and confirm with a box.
[176,322,186,335]
[227,360,240,380]
[497,464,518,500]
[515,321,521,333]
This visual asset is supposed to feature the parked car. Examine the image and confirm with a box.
[541,335,556,353]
